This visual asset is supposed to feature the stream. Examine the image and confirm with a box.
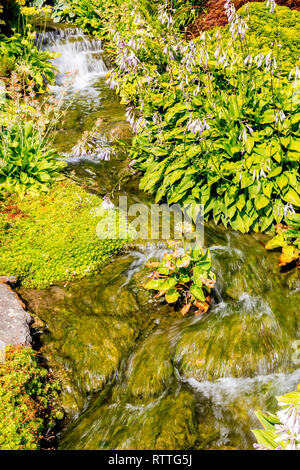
[19,26,300,450]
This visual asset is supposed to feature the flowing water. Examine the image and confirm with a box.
[20,27,300,450]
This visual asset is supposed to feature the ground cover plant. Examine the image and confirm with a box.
[265,212,300,266]
[0,180,127,288]
[0,345,62,450]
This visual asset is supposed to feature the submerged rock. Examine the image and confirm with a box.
[174,302,293,381]
[125,329,174,399]
[19,256,162,414]
[60,390,198,450]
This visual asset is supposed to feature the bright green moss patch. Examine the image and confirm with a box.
[0,345,62,450]
[0,180,126,288]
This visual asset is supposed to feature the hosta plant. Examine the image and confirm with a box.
[0,120,65,199]
[144,245,216,315]
[105,0,300,234]
[252,383,300,450]
[265,213,300,267]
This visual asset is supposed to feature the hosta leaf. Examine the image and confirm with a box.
[189,284,206,301]
[268,166,282,178]
[265,233,286,250]
[255,195,269,210]
[276,174,289,190]
[261,109,275,124]
[165,288,179,303]
[278,245,299,266]
[282,187,300,207]
[144,279,165,290]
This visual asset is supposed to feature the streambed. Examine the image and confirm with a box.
[19,26,300,450]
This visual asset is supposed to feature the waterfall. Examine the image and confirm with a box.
[38,28,108,90]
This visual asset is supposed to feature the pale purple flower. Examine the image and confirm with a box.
[239,129,248,145]
[254,53,264,68]
[224,0,249,39]
[266,0,276,13]
[187,118,210,135]
[125,106,136,127]
[158,3,174,27]
[283,202,296,218]
[275,110,286,125]
[133,116,147,133]
[244,55,253,67]
[102,195,114,210]
[152,112,161,124]
[289,65,300,84]
[97,146,115,161]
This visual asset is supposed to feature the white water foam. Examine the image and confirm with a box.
[40,28,108,90]
[182,368,300,406]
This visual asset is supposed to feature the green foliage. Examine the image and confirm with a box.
[0,345,62,450]
[0,24,57,93]
[32,1,300,234]
[144,245,215,315]
[51,0,204,33]
[171,0,206,29]
[238,3,300,68]
[265,213,300,266]
[0,119,65,199]
[252,383,300,450]
[51,0,118,35]
[0,180,127,288]
[0,0,22,36]
[101,1,300,234]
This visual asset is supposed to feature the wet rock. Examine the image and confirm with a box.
[174,299,294,380]
[60,390,198,450]
[18,257,156,414]
[109,122,131,142]
[0,283,31,348]
[125,330,174,398]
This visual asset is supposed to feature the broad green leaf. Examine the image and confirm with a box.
[255,195,270,210]
[165,288,180,303]
[189,284,206,301]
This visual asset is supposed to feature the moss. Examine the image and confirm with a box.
[125,330,174,399]
[0,345,62,450]
[174,308,292,380]
[60,390,198,450]
[0,179,127,288]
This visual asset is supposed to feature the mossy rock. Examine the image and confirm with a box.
[60,390,198,450]
[174,305,294,380]
[125,329,174,399]
[0,345,62,450]
[20,258,147,414]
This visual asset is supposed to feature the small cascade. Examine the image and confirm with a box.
[39,28,108,90]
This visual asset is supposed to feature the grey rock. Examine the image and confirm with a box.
[0,284,32,348]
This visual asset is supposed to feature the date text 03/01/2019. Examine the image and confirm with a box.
[108,454,192,467]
